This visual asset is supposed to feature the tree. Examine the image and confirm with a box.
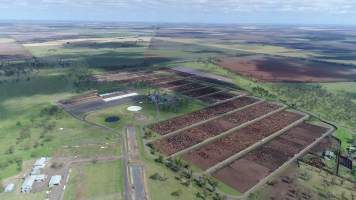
[213,193,227,200]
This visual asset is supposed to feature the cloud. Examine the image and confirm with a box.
[1,0,355,23]
[1,0,355,15]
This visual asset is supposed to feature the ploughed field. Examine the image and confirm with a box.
[218,55,356,82]
[153,102,282,156]
[181,86,221,98]
[197,91,236,103]
[59,91,102,106]
[212,122,329,193]
[171,82,207,92]
[93,71,155,83]
[157,79,239,104]
[182,110,305,170]
[155,79,193,88]
[93,68,194,85]
[148,96,259,135]
[147,76,182,85]
[0,39,33,61]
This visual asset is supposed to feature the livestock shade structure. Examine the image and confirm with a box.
[21,176,36,193]
[339,156,353,170]
[49,175,62,188]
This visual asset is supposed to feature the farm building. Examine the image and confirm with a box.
[21,176,36,193]
[49,175,62,188]
[34,157,49,168]
[30,167,41,175]
[4,183,15,193]
[34,175,47,182]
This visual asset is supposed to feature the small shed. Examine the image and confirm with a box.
[49,175,62,188]
[21,176,36,193]
[4,183,15,193]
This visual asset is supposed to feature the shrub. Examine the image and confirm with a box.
[171,189,182,197]
[154,155,164,163]
[5,146,15,154]
[15,157,23,171]
[40,105,61,117]
[51,162,63,169]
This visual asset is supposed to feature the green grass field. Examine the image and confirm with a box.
[85,96,206,130]
[321,82,356,94]
[0,190,46,200]
[63,160,123,200]
[335,128,354,152]
[0,68,119,180]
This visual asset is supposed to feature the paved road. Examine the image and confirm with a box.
[122,127,132,200]
[127,125,139,160]
[130,165,147,200]
[126,125,148,200]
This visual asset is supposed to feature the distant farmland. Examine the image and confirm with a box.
[218,55,356,82]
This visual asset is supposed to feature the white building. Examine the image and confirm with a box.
[21,176,36,193]
[49,175,62,188]
[4,183,15,193]
[30,167,41,175]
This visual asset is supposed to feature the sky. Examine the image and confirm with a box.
[0,0,356,25]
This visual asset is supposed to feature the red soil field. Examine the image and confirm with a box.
[0,41,32,61]
[198,91,236,103]
[182,87,221,98]
[212,122,328,193]
[218,55,356,82]
[148,96,259,135]
[182,110,304,170]
[153,102,282,156]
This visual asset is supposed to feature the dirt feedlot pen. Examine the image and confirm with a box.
[212,122,329,193]
[182,110,305,170]
[148,96,259,135]
[153,102,283,156]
